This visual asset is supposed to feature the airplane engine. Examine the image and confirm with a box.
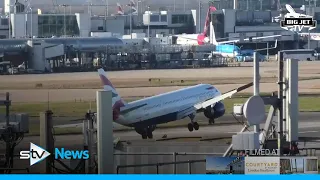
[203,101,225,120]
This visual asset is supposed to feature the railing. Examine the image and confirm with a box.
[116,159,205,174]
[114,152,223,174]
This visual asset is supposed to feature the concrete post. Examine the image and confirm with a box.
[253,51,260,132]
[39,110,54,174]
[286,59,299,142]
[96,90,113,174]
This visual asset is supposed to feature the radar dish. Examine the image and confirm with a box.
[243,95,265,125]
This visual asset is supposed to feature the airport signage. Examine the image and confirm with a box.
[20,142,89,166]
[245,157,280,174]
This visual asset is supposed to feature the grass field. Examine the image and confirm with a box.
[1,96,320,117]
[1,76,320,90]
[1,95,320,136]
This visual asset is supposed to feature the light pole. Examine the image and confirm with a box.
[147,6,150,38]
[126,4,132,39]
[198,0,201,33]
[104,0,108,20]
[8,4,11,39]
[137,0,141,24]
[60,4,68,37]
[30,7,33,39]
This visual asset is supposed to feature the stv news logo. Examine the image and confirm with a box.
[20,143,89,166]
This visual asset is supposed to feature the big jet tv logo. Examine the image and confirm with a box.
[20,143,89,166]
[274,4,317,32]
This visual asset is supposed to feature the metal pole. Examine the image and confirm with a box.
[64,5,66,36]
[8,4,11,39]
[5,92,9,126]
[105,0,108,20]
[172,152,176,174]
[253,51,260,133]
[130,10,132,39]
[30,7,33,39]
[87,110,94,174]
[173,0,176,12]
[96,90,114,174]
[277,51,284,156]
[309,0,312,15]
[184,0,186,11]
[260,0,263,10]
[266,42,269,60]
[198,1,201,33]
[147,6,150,38]
[308,30,311,49]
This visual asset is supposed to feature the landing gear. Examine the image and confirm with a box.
[142,133,148,139]
[136,126,154,139]
[187,114,199,132]
[193,122,199,130]
[209,118,215,125]
[147,128,153,139]
[188,123,194,132]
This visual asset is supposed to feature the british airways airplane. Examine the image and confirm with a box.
[98,68,253,139]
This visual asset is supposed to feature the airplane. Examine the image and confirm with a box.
[111,1,137,16]
[273,4,313,23]
[174,5,281,59]
[98,68,253,139]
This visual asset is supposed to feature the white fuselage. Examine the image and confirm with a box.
[175,34,200,45]
[175,36,236,58]
[115,84,221,126]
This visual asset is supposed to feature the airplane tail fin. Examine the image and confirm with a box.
[117,3,124,15]
[210,21,218,45]
[128,0,137,12]
[202,5,218,45]
[98,68,126,106]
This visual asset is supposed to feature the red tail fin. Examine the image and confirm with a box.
[203,6,217,36]
[117,3,124,15]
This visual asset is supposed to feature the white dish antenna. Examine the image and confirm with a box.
[243,96,265,125]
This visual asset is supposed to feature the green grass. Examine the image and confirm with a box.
[1,96,320,136]
[1,96,320,117]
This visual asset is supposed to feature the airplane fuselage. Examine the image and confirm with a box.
[115,84,222,127]
[176,36,240,58]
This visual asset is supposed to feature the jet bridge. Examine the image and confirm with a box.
[27,40,65,72]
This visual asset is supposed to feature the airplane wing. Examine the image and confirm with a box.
[217,35,282,45]
[194,82,253,110]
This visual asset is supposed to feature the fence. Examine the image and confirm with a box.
[114,152,222,174]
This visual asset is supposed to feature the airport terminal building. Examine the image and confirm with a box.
[0,0,319,73]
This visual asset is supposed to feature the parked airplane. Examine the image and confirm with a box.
[111,1,137,16]
[98,68,253,139]
[174,5,281,59]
